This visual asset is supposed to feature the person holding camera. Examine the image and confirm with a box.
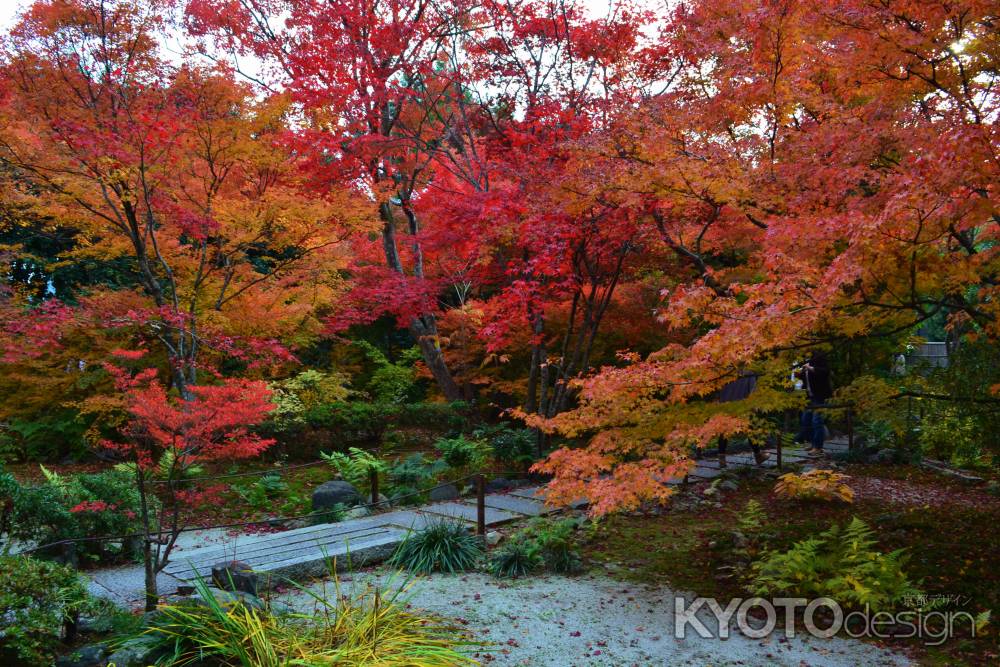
[795,351,833,456]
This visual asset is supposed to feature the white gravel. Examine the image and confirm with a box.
[284,570,914,667]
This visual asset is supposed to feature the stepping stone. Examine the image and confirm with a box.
[510,486,546,500]
[690,466,722,479]
[475,493,553,516]
[419,502,520,526]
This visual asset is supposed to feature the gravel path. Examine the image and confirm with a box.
[285,570,913,667]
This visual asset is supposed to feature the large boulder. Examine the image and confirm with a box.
[428,483,459,502]
[312,480,361,512]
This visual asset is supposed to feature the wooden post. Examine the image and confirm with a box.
[475,474,486,536]
[776,430,783,471]
[369,467,379,507]
[847,406,855,451]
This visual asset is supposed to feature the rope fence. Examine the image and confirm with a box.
[11,469,538,555]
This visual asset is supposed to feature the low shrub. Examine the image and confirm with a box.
[491,518,583,578]
[527,518,583,574]
[6,467,150,564]
[389,521,483,574]
[388,453,448,505]
[750,517,919,612]
[434,436,490,471]
[0,555,94,665]
[231,473,289,510]
[474,423,536,469]
[489,541,542,578]
[773,469,854,503]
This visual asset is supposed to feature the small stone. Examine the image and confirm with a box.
[429,483,460,502]
[345,506,373,519]
[719,480,739,493]
[211,560,259,596]
[486,531,502,546]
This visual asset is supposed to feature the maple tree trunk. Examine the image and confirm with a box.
[136,470,159,612]
[525,310,545,413]
[413,319,463,401]
[379,200,464,401]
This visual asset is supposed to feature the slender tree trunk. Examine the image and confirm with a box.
[136,470,159,612]
[378,200,463,401]
[525,311,544,413]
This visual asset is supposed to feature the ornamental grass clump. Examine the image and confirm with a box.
[137,570,476,666]
[388,521,483,574]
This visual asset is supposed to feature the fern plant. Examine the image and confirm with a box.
[737,499,767,535]
[750,517,920,612]
[113,450,205,483]
[321,448,388,489]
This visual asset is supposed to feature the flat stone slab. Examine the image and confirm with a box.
[162,515,426,584]
[508,486,589,509]
[477,493,554,516]
[724,455,778,468]
[690,466,722,479]
[510,486,546,500]
[419,502,520,525]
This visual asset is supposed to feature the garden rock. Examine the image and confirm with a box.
[486,531,502,546]
[55,644,106,667]
[872,449,896,464]
[105,636,160,667]
[211,560,258,595]
[312,480,361,510]
[428,483,460,502]
[346,506,372,519]
[193,587,265,611]
[718,480,739,493]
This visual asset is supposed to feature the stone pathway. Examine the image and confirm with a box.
[90,439,852,605]
[101,487,552,601]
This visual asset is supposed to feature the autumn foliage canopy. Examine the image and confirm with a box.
[0,0,998,514]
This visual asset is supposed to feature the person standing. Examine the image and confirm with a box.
[796,351,833,456]
[714,372,770,468]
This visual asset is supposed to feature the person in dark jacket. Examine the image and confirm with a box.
[715,373,770,468]
[795,351,833,455]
